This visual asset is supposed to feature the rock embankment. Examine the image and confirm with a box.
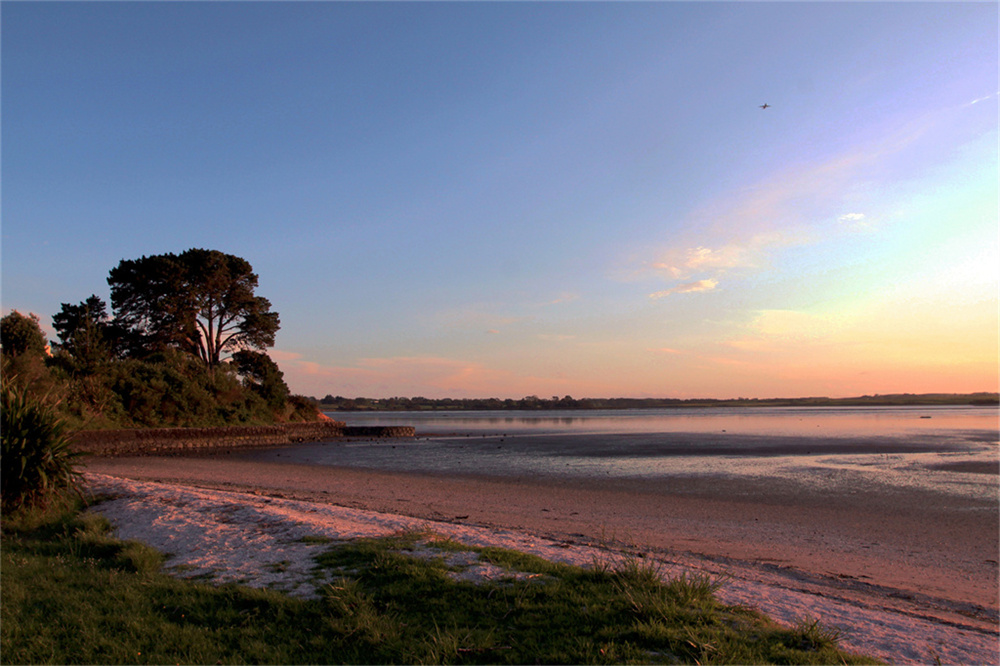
[342,426,416,438]
[71,421,415,457]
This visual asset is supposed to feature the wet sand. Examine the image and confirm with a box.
[85,448,999,626]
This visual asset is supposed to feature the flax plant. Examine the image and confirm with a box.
[1,380,83,513]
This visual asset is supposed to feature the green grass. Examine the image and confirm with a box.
[2,501,882,665]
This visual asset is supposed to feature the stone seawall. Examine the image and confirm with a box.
[343,426,416,438]
[70,421,413,457]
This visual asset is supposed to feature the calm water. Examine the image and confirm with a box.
[329,405,998,438]
[249,406,999,501]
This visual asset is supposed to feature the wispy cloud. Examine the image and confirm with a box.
[648,232,798,281]
[651,245,747,278]
[837,211,874,232]
[965,91,998,107]
[267,349,304,362]
[727,309,842,348]
[271,351,619,399]
[648,278,719,299]
[433,305,526,333]
[648,347,683,355]
[540,292,580,306]
[632,108,949,296]
[278,354,518,397]
[430,292,580,336]
[537,333,576,342]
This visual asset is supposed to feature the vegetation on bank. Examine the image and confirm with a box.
[1,500,879,665]
[1,249,319,430]
[314,392,999,412]
[0,382,83,514]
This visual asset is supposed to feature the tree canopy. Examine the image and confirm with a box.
[1,311,54,392]
[4,250,318,429]
[232,349,290,412]
[52,295,117,371]
[0,311,47,358]
[108,249,280,366]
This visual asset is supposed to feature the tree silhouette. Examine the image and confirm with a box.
[52,295,118,369]
[108,249,279,366]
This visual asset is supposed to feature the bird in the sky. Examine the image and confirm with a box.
[759,103,770,109]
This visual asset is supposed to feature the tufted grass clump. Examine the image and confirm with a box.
[1,381,83,513]
[306,532,881,664]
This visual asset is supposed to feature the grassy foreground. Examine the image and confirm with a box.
[2,500,880,665]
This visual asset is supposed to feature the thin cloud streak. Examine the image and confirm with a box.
[649,278,719,299]
[648,232,799,281]
[964,91,998,107]
[540,292,581,306]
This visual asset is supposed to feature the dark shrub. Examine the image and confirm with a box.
[285,394,322,422]
[1,382,83,512]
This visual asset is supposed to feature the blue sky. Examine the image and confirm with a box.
[3,1,997,399]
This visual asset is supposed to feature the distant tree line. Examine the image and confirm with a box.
[312,392,998,412]
[1,249,319,429]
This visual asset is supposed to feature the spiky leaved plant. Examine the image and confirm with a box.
[1,380,83,513]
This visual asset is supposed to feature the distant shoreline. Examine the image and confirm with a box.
[315,391,1000,412]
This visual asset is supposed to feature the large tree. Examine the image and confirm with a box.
[52,295,116,369]
[108,249,280,366]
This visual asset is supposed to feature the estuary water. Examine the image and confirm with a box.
[330,405,997,438]
[250,406,999,502]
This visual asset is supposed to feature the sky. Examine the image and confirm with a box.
[2,1,997,400]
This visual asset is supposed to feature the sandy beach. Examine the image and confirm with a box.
[84,448,998,665]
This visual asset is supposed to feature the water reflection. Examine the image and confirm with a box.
[262,406,1000,501]
[328,406,999,438]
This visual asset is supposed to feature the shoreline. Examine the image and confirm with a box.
[85,453,998,613]
[82,462,1000,665]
